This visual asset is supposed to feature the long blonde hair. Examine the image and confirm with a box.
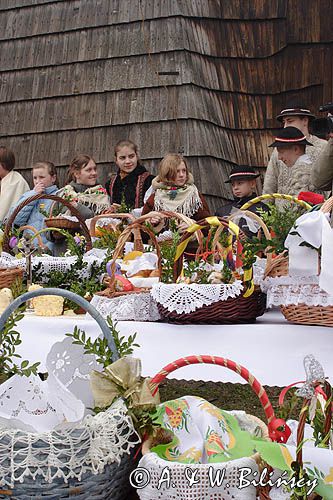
[158,154,189,184]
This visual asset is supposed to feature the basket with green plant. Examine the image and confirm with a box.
[151,216,266,324]
[239,193,312,278]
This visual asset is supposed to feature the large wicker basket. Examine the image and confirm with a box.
[0,288,139,499]
[155,217,266,324]
[137,355,291,500]
[274,197,333,327]
[240,193,312,278]
[3,193,92,252]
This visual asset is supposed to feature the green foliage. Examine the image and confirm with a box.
[32,233,108,312]
[160,229,181,284]
[0,310,40,380]
[66,315,139,367]
[10,278,27,299]
[183,260,210,284]
[277,389,299,421]
[92,226,121,250]
[220,260,234,284]
[117,193,132,213]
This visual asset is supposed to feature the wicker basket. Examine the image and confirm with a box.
[279,375,332,500]
[0,267,23,289]
[155,217,266,324]
[240,193,312,278]
[277,196,333,326]
[98,221,162,299]
[3,193,92,252]
[138,355,291,500]
[0,288,139,499]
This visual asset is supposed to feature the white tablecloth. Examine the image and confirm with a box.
[14,309,332,386]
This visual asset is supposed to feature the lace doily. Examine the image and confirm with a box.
[0,399,140,488]
[262,275,333,307]
[137,454,258,500]
[46,336,102,412]
[151,281,243,314]
[89,293,161,321]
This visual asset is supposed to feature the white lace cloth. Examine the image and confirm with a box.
[0,399,140,488]
[46,336,102,412]
[89,293,161,321]
[137,454,258,500]
[151,281,243,314]
[262,275,333,307]
[0,250,107,281]
[0,372,85,433]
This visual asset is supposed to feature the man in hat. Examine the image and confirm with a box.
[216,165,268,218]
[263,105,327,196]
[268,126,320,198]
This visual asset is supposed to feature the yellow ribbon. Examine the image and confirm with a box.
[90,356,160,409]
[228,220,239,237]
[174,218,221,261]
[0,229,3,253]
[205,216,221,227]
[243,267,254,297]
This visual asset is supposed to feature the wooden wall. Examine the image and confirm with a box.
[0,0,332,211]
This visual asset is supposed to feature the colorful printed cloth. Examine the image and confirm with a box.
[151,396,259,464]
[151,397,333,499]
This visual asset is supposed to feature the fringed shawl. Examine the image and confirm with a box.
[152,173,202,217]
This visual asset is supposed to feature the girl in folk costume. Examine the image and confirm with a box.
[141,153,210,228]
[58,154,110,219]
[49,155,110,255]
[106,140,154,211]
[8,161,58,249]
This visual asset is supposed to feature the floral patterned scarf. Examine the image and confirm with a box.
[152,173,202,217]
[59,183,110,215]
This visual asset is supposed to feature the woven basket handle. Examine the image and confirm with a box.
[320,196,333,214]
[149,355,290,443]
[3,193,92,252]
[107,221,162,291]
[135,210,203,244]
[296,380,332,466]
[240,193,311,211]
[228,209,273,270]
[89,213,136,237]
[16,225,47,249]
[173,217,245,282]
[0,288,119,360]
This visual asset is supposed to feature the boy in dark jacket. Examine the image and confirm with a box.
[215,166,269,237]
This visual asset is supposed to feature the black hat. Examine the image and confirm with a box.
[225,166,260,183]
[276,106,316,122]
[269,126,314,148]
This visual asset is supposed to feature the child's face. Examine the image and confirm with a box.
[115,146,138,175]
[173,161,188,187]
[231,179,256,198]
[74,159,98,186]
[33,167,56,188]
